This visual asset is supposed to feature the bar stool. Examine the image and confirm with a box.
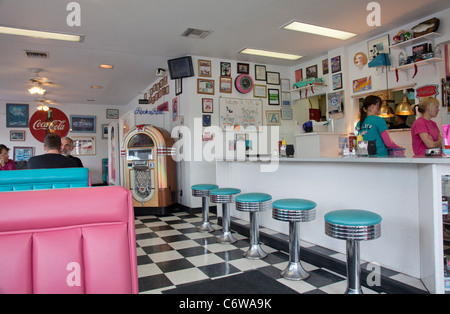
[324,210,382,294]
[235,193,272,259]
[192,184,219,232]
[272,199,317,280]
[210,188,241,244]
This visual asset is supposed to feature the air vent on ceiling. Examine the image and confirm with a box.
[181,28,212,39]
[24,50,49,59]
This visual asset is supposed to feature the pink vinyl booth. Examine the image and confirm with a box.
[0,186,139,294]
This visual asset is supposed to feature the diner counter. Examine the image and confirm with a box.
[216,157,450,293]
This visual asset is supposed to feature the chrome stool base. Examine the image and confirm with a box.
[217,232,237,244]
[244,244,267,260]
[282,262,309,281]
[197,221,215,233]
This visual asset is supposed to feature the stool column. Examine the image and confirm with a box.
[282,221,309,280]
[245,212,267,259]
[199,196,214,232]
[218,202,237,243]
[346,240,362,294]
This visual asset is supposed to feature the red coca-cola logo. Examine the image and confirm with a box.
[416,85,439,98]
[29,107,70,143]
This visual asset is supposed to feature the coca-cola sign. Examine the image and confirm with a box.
[29,107,70,143]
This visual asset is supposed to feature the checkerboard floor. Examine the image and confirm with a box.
[136,211,392,294]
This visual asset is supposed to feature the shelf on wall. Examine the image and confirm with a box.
[389,32,442,49]
[390,57,443,71]
[287,82,327,93]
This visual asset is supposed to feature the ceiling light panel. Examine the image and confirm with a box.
[0,25,83,42]
[239,48,302,61]
[282,21,356,40]
[99,64,114,69]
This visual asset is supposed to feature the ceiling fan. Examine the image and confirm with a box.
[35,97,65,111]
[28,68,55,95]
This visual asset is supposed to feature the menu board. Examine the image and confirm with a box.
[219,97,263,129]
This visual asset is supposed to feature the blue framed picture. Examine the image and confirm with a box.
[70,115,96,133]
[6,104,29,128]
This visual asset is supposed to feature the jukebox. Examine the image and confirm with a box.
[121,125,177,215]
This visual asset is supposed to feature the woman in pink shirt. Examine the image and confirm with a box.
[0,145,16,171]
[411,97,442,156]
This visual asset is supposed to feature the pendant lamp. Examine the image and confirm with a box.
[395,97,414,116]
[379,100,394,118]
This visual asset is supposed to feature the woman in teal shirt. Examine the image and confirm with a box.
[356,95,402,156]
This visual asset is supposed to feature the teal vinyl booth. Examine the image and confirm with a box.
[0,168,90,192]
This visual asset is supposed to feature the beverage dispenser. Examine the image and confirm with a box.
[121,125,177,215]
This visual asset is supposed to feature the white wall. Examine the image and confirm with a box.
[0,101,122,184]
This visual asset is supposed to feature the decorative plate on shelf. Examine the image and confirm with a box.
[235,74,254,94]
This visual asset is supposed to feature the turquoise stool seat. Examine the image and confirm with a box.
[273,198,317,281]
[192,184,219,232]
[210,188,241,244]
[325,210,382,294]
[235,192,272,260]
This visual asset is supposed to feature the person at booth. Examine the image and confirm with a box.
[0,145,16,170]
[61,137,83,167]
[28,134,77,169]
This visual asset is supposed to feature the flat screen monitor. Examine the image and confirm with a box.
[167,56,195,80]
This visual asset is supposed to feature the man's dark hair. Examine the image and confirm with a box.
[44,134,62,151]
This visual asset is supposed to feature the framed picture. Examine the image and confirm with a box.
[332,73,343,90]
[220,76,232,93]
[221,62,231,76]
[331,56,341,73]
[266,72,280,85]
[71,115,97,133]
[198,59,212,77]
[13,147,35,162]
[322,59,329,75]
[268,89,280,105]
[253,84,267,98]
[295,69,303,83]
[266,111,281,126]
[237,63,250,74]
[106,109,119,119]
[175,78,182,95]
[281,79,290,92]
[197,79,215,95]
[281,108,293,120]
[255,65,266,81]
[202,115,211,127]
[6,103,29,128]
[368,34,390,60]
[282,92,291,106]
[10,130,25,141]
[102,124,109,139]
[306,65,318,78]
[202,98,214,113]
[72,136,96,156]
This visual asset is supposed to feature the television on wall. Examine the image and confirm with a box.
[167,56,195,80]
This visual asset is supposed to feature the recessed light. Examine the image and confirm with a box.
[90,85,103,89]
[0,25,83,42]
[99,64,114,69]
[282,21,356,40]
[239,48,302,61]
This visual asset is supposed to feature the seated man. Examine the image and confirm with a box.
[28,134,77,169]
[61,137,84,167]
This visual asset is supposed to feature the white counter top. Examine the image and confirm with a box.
[233,155,450,165]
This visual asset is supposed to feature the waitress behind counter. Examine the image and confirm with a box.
[356,95,402,156]
[411,97,442,156]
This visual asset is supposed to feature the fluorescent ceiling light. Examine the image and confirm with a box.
[99,64,114,69]
[239,48,302,61]
[0,25,83,42]
[283,21,356,40]
[91,85,103,89]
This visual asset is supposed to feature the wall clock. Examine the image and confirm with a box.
[235,74,254,94]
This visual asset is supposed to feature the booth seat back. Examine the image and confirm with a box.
[0,186,138,294]
[0,168,91,192]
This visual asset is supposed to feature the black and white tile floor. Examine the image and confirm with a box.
[135,211,428,294]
